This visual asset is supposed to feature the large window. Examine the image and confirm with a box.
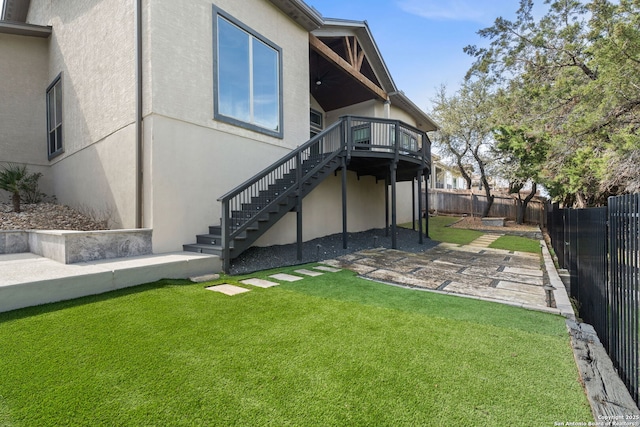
[46,74,63,159]
[213,8,282,137]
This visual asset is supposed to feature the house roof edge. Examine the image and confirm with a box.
[389,91,439,132]
[269,0,324,31]
[0,20,51,37]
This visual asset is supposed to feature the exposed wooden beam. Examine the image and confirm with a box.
[344,36,354,67]
[356,50,365,71]
[344,36,365,73]
[310,33,388,101]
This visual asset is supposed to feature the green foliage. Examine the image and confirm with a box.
[466,0,640,205]
[0,163,46,212]
[0,271,591,426]
[430,78,499,216]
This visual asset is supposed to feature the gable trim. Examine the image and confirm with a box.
[309,33,388,102]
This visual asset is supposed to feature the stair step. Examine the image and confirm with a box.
[196,234,221,245]
[183,243,224,256]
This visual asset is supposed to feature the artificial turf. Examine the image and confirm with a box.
[0,267,592,426]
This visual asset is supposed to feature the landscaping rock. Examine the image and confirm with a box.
[0,203,107,231]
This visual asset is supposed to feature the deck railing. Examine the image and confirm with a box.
[217,115,430,263]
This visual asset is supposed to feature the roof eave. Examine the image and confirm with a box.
[389,91,439,132]
[268,0,323,31]
[315,18,397,93]
[0,20,51,37]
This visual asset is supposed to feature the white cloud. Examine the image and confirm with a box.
[396,0,515,24]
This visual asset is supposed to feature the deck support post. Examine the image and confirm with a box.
[425,172,430,239]
[390,162,397,249]
[412,178,416,230]
[221,200,230,273]
[296,152,303,262]
[417,169,424,244]
[341,156,348,249]
[385,175,389,237]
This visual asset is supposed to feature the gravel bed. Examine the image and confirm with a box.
[0,203,107,231]
[229,227,438,275]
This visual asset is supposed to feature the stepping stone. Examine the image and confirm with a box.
[269,273,304,282]
[295,269,323,277]
[503,267,543,277]
[190,273,220,283]
[240,278,280,288]
[205,284,250,296]
[314,265,342,273]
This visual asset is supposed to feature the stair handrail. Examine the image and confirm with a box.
[217,119,347,265]
[216,115,431,268]
[217,119,345,204]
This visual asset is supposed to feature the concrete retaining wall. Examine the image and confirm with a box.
[0,229,152,264]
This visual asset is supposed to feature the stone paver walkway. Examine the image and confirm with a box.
[321,242,550,310]
[210,265,341,296]
[467,233,503,248]
[204,243,553,314]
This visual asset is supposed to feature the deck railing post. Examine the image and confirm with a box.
[296,151,303,261]
[221,199,230,273]
[345,115,353,161]
[417,169,423,244]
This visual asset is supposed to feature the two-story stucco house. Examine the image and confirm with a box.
[0,0,437,271]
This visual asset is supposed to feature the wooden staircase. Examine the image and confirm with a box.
[182,153,342,259]
[183,115,432,272]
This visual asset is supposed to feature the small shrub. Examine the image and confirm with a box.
[19,171,46,204]
[0,163,47,212]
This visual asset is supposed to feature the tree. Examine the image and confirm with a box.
[494,127,549,223]
[430,78,498,217]
[465,0,640,206]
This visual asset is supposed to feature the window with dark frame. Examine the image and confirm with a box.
[310,109,323,137]
[46,74,63,159]
[213,7,283,138]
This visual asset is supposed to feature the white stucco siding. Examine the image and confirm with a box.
[50,124,137,229]
[27,0,136,157]
[254,171,386,247]
[145,114,299,253]
[148,0,310,150]
[21,0,137,226]
[0,33,49,167]
[388,104,418,127]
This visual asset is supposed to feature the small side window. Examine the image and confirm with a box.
[46,74,63,159]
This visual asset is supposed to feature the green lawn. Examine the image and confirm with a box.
[490,235,542,254]
[403,217,541,254]
[402,216,483,245]
[0,266,591,426]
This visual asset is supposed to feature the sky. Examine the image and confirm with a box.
[308,0,537,113]
[0,0,536,114]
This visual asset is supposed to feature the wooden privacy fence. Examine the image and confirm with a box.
[425,189,546,225]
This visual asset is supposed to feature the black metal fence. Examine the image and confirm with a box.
[547,194,639,405]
